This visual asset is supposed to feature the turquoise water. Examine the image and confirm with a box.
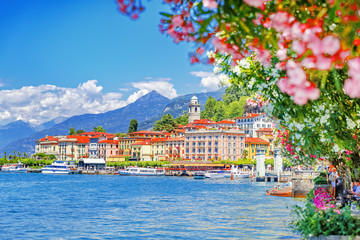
[0,174,302,239]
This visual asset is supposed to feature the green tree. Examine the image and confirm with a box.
[116,133,128,138]
[128,119,138,133]
[76,129,85,134]
[153,114,176,131]
[174,112,188,126]
[223,85,248,105]
[69,127,76,135]
[213,101,226,122]
[225,97,247,119]
[200,96,217,119]
[93,126,106,133]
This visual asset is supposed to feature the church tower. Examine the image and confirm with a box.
[188,94,201,123]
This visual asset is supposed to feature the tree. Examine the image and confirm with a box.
[153,114,176,131]
[128,119,138,133]
[223,85,248,105]
[69,127,76,135]
[93,126,106,133]
[174,112,188,126]
[116,133,128,138]
[76,129,85,134]
[225,97,247,119]
[200,96,217,119]
[213,101,226,122]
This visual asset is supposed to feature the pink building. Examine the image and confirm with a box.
[98,139,119,161]
[184,129,245,161]
[165,137,185,161]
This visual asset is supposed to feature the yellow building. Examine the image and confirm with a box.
[150,138,167,161]
[118,137,150,156]
[245,137,270,160]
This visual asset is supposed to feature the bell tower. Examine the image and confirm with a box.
[188,94,201,123]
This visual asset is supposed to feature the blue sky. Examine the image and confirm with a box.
[0,0,222,125]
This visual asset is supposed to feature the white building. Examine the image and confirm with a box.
[235,113,274,137]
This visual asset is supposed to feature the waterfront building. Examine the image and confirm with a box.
[35,135,63,156]
[235,113,274,137]
[184,128,245,161]
[188,95,201,123]
[118,136,150,156]
[128,130,168,138]
[165,137,185,161]
[244,137,270,160]
[58,135,90,160]
[256,128,276,156]
[131,140,151,161]
[150,138,167,161]
[98,139,119,161]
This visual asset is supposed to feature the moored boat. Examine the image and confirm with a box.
[193,171,206,179]
[1,163,28,173]
[230,165,250,179]
[41,160,79,174]
[118,167,165,176]
[205,170,225,178]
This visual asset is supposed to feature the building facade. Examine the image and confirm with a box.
[184,129,245,161]
[235,113,274,137]
[244,137,270,160]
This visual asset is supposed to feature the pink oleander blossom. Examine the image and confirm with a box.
[202,0,218,9]
[244,0,269,11]
[344,57,360,98]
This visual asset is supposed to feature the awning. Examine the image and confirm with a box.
[80,158,106,164]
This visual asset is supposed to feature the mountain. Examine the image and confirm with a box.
[138,89,225,130]
[0,91,170,155]
[0,120,36,147]
[33,116,69,131]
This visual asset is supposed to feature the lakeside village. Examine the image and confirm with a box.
[3,95,283,175]
[0,95,350,194]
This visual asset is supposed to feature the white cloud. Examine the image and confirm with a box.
[128,80,178,101]
[0,80,127,126]
[191,71,230,92]
[0,78,180,126]
[144,77,172,81]
[0,79,4,87]
[118,88,130,91]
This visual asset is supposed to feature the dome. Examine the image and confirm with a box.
[191,95,198,100]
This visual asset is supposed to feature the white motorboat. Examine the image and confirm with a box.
[118,167,165,176]
[41,160,79,174]
[1,163,28,173]
[193,171,206,179]
[231,165,250,179]
[205,170,225,178]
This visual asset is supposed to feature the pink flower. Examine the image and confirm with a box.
[202,0,218,9]
[344,57,360,98]
[244,0,269,11]
[172,15,184,28]
[322,35,340,56]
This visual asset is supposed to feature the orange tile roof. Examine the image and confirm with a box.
[193,119,216,125]
[245,137,269,144]
[132,141,151,146]
[165,137,185,142]
[216,120,236,124]
[150,138,168,143]
[98,140,119,144]
[236,113,265,119]
[255,128,273,132]
[36,136,59,142]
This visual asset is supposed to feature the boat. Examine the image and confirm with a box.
[230,165,250,179]
[41,160,79,174]
[1,163,28,173]
[118,167,165,176]
[267,182,292,197]
[205,170,225,178]
[193,171,206,179]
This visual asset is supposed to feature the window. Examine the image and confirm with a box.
[208,148,211,153]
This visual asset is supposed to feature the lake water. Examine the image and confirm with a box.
[0,174,303,239]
